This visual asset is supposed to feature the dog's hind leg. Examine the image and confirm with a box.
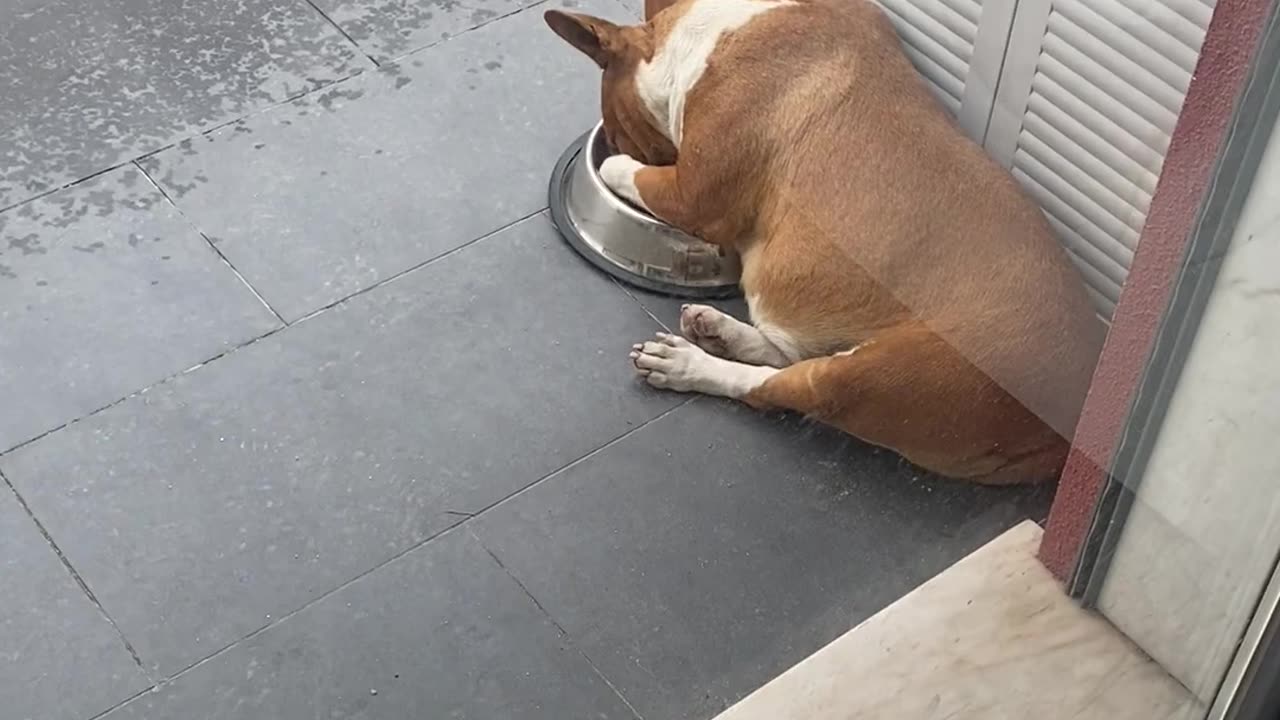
[631,324,1062,483]
[678,304,795,366]
[742,325,1065,483]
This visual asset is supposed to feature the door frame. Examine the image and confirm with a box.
[1068,0,1280,604]
[1036,0,1280,583]
[1214,556,1280,720]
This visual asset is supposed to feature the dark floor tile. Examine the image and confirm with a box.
[0,0,372,209]
[0,489,150,720]
[475,400,1055,720]
[312,0,545,62]
[0,214,678,677]
[614,282,749,333]
[140,0,610,321]
[102,529,634,720]
[0,166,281,452]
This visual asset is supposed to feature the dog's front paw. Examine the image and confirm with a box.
[679,303,731,357]
[630,332,712,392]
[599,154,648,210]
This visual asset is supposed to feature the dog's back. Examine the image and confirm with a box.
[546,0,1104,481]
[676,0,1104,440]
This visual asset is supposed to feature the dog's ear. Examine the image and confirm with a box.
[644,0,678,20]
[544,10,622,68]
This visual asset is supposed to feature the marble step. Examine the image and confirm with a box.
[712,520,1200,720]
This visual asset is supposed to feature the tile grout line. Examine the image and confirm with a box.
[290,208,549,323]
[133,161,289,326]
[0,162,125,215]
[0,68,365,217]
[450,396,697,523]
[300,0,382,67]
[87,684,158,720]
[88,398,695,719]
[472,529,573,638]
[576,648,646,720]
[472,527,646,719]
[129,68,369,164]
[377,0,554,68]
[609,278,674,332]
[0,322,293,458]
[0,210,549,459]
[0,468,155,683]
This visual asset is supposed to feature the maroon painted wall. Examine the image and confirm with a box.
[1039,0,1277,581]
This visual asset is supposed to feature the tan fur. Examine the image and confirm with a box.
[546,0,1105,484]
[546,10,678,164]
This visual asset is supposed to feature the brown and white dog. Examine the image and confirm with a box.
[546,0,1105,484]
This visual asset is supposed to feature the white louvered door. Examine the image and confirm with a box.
[983,0,1218,318]
[877,0,1019,141]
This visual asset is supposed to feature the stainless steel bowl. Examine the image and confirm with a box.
[548,122,741,298]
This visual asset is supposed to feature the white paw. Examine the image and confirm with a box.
[679,303,732,357]
[629,332,714,392]
[599,154,649,210]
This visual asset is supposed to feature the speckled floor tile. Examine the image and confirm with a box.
[310,0,550,62]
[0,490,150,720]
[140,0,608,320]
[0,0,372,209]
[0,165,281,452]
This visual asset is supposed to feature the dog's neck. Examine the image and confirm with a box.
[636,0,789,148]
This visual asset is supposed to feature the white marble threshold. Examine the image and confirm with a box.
[713,521,1205,720]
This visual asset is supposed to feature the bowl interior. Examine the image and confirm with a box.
[550,124,743,296]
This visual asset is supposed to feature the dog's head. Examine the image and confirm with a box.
[544,3,681,166]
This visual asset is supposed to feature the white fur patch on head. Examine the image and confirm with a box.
[636,0,791,147]
[599,154,651,211]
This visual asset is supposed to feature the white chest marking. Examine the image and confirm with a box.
[756,321,806,364]
[746,292,806,364]
[635,0,790,147]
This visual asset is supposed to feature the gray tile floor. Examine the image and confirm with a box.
[0,1,1053,718]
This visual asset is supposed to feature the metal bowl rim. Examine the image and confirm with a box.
[547,129,741,300]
